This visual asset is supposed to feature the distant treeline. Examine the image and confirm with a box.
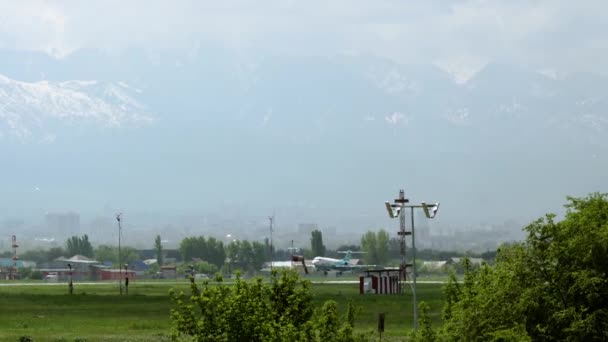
[6,229,497,275]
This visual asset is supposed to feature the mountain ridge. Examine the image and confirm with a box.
[0,49,606,228]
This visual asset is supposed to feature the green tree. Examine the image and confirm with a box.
[20,249,48,264]
[46,247,66,260]
[94,245,140,266]
[376,229,390,265]
[121,246,141,266]
[154,235,163,266]
[360,231,378,264]
[206,237,226,267]
[146,263,160,275]
[311,229,326,257]
[65,234,94,258]
[361,230,390,265]
[179,236,225,268]
[95,245,117,263]
[318,300,339,341]
[225,240,267,274]
[251,241,267,271]
[412,301,437,342]
[441,193,608,341]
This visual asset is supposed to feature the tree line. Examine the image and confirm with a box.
[8,222,495,274]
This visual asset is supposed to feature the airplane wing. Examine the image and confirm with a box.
[315,264,377,271]
[348,264,376,270]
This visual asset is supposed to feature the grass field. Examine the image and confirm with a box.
[0,279,445,341]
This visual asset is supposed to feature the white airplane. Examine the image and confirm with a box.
[312,250,375,272]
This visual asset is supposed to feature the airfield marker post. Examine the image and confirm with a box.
[378,312,385,341]
[68,263,73,295]
[269,216,274,274]
[124,264,129,295]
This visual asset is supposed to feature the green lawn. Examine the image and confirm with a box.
[0,280,444,341]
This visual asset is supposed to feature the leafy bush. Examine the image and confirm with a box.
[30,270,43,280]
[169,270,363,341]
[440,194,608,341]
[176,261,218,276]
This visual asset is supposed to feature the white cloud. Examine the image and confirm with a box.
[0,1,607,76]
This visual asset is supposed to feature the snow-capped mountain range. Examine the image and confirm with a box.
[1,49,606,227]
[0,74,151,141]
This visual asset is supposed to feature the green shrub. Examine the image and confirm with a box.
[169,270,361,341]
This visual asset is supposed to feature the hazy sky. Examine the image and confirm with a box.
[1,1,607,81]
[1,1,606,233]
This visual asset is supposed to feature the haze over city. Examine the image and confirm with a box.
[1,1,607,250]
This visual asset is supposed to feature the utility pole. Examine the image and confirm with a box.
[269,216,274,273]
[11,235,18,280]
[116,213,123,295]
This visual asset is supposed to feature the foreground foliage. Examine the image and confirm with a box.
[169,270,371,342]
[440,193,608,341]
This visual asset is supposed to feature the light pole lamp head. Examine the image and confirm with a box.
[385,201,401,218]
[421,202,440,218]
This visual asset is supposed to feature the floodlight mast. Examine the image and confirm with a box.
[410,205,418,333]
[388,190,411,290]
[385,190,440,334]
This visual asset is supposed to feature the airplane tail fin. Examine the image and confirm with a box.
[342,250,351,263]
[337,250,364,263]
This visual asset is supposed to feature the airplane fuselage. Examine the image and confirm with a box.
[312,256,349,266]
